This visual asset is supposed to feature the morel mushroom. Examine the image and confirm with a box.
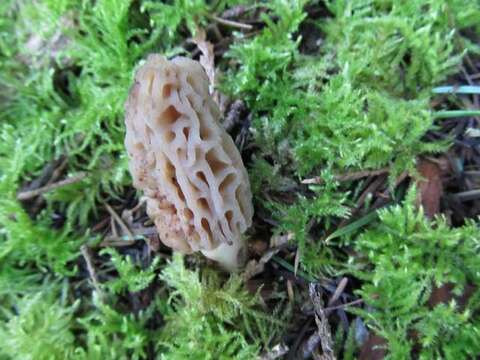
[124,55,253,271]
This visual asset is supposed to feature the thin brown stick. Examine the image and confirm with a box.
[17,172,87,200]
[99,238,137,247]
[91,217,110,232]
[453,189,480,202]
[128,198,147,214]
[209,14,253,30]
[48,157,69,184]
[309,283,336,360]
[105,203,134,240]
[110,216,119,238]
[302,167,389,185]
[32,157,69,209]
[328,277,348,306]
[324,299,364,312]
[99,226,156,247]
[336,167,390,182]
[81,245,104,300]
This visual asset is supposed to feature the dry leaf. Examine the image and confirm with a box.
[192,28,216,96]
[416,158,444,218]
[243,247,281,281]
[359,335,387,360]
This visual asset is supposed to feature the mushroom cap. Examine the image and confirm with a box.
[124,55,253,270]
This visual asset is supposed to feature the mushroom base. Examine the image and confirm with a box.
[201,238,247,272]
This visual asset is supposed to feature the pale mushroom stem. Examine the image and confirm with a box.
[201,237,247,272]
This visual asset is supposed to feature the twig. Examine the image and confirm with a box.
[287,279,295,303]
[48,156,69,184]
[452,189,480,202]
[100,228,156,247]
[302,334,322,359]
[324,299,364,312]
[309,283,336,360]
[17,172,87,200]
[470,73,480,80]
[328,277,348,307]
[209,14,253,30]
[258,343,289,360]
[110,216,119,238]
[31,157,69,212]
[128,198,147,214]
[21,157,64,192]
[210,23,223,42]
[272,256,317,283]
[376,170,408,201]
[302,168,389,185]
[99,238,138,247]
[81,245,104,300]
[337,167,390,182]
[434,110,480,119]
[105,203,135,240]
[293,318,314,358]
[304,298,364,316]
[294,248,301,276]
[91,217,110,232]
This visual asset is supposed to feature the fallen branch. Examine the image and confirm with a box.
[81,245,105,300]
[309,283,336,360]
[324,299,364,312]
[105,203,135,240]
[17,172,87,200]
[209,14,253,30]
[328,277,348,307]
[302,167,389,185]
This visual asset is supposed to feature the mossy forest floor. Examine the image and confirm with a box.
[1,1,480,359]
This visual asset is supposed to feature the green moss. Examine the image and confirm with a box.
[225,0,473,178]
[271,174,351,275]
[349,187,480,358]
[76,292,157,360]
[0,290,78,360]
[323,0,473,98]
[158,254,287,358]
[293,76,444,176]
[225,0,477,279]
[101,248,162,294]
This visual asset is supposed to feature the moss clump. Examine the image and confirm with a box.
[225,0,477,276]
[349,188,480,358]
[158,254,286,359]
[0,290,78,360]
